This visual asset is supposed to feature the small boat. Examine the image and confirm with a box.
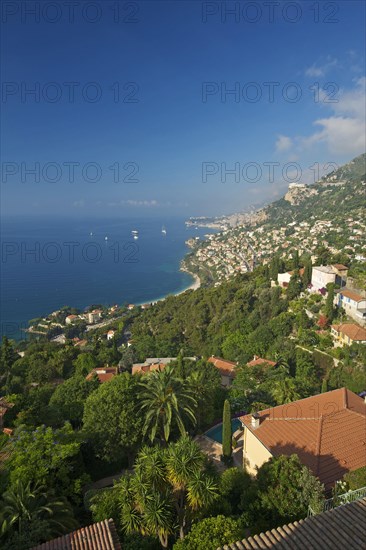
[162,225,167,235]
[90,232,93,236]
[104,236,108,241]
[131,230,138,235]
[133,234,138,240]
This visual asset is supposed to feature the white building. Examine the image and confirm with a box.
[335,289,366,327]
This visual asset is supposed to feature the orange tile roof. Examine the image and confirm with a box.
[86,367,118,383]
[289,267,305,276]
[332,263,348,270]
[247,357,277,367]
[33,518,121,549]
[339,289,365,302]
[208,356,237,378]
[132,363,165,375]
[74,339,88,348]
[331,323,366,342]
[240,388,366,489]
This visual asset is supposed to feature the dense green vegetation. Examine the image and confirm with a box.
[0,156,365,548]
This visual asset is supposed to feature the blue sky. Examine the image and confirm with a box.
[1,0,365,218]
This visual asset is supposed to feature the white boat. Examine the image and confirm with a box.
[90,232,93,236]
[104,236,108,241]
[133,234,138,240]
[131,230,139,235]
[162,225,167,235]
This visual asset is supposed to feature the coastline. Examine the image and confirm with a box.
[3,219,206,339]
[179,267,201,292]
[135,267,201,308]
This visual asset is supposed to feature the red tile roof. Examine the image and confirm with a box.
[208,356,237,378]
[86,367,118,383]
[240,388,366,489]
[339,289,365,302]
[331,323,366,342]
[132,363,166,375]
[332,263,348,270]
[247,357,277,367]
[33,518,121,549]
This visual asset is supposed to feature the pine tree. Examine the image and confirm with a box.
[222,399,232,461]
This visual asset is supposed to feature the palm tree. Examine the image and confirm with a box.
[138,365,197,444]
[271,378,301,405]
[0,480,77,540]
[118,437,218,546]
[166,436,217,538]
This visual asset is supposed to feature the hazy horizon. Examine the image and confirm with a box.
[1,1,365,219]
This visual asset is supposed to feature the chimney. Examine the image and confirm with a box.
[251,413,260,429]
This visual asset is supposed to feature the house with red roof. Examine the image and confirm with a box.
[239,388,366,490]
[247,355,277,368]
[331,323,366,346]
[86,367,118,383]
[335,288,366,326]
[207,356,237,386]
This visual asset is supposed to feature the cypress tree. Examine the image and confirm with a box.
[321,378,328,393]
[303,260,312,288]
[325,283,335,322]
[222,399,232,461]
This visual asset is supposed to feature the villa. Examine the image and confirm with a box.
[247,356,277,368]
[331,323,366,346]
[208,356,237,386]
[335,289,366,326]
[86,367,118,383]
[239,388,366,490]
[132,356,197,375]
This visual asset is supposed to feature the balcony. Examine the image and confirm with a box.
[308,486,366,516]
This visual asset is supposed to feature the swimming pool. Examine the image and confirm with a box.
[205,418,242,444]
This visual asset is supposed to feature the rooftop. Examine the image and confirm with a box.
[132,363,166,375]
[33,518,121,550]
[331,323,366,341]
[208,356,237,377]
[240,388,366,489]
[313,265,336,274]
[86,367,118,383]
[339,289,365,302]
[247,356,277,368]
[218,497,366,549]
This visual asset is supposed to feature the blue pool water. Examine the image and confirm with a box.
[205,418,242,444]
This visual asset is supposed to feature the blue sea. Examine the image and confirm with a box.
[1,217,216,340]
